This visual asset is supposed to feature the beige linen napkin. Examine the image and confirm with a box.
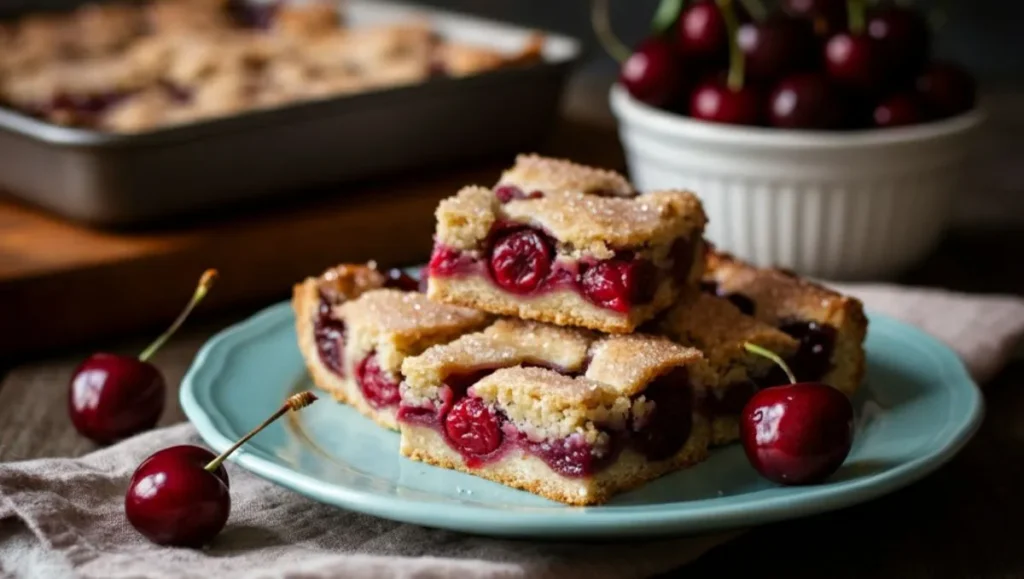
[1,283,1022,579]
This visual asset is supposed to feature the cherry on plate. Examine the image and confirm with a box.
[768,73,845,129]
[68,269,218,445]
[619,37,684,108]
[915,61,977,119]
[125,391,318,547]
[739,344,854,485]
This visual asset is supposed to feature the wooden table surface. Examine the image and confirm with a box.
[1,77,1023,578]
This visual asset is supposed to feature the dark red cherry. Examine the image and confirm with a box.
[444,397,503,456]
[125,392,316,547]
[867,5,930,80]
[68,270,217,445]
[125,445,230,547]
[677,1,728,62]
[738,14,817,80]
[689,78,762,126]
[873,92,926,127]
[824,33,884,92]
[69,353,165,445]
[619,37,684,108]
[915,61,976,119]
[740,382,854,485]
[356,353,401,409]
[383,268,419,292]
[580,258,656,313]
[488,227,554,294]
[768,73,844,129]
[782,0,847,37]
[630,367,693,461]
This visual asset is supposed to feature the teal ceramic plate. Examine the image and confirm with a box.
[180,301,984,539]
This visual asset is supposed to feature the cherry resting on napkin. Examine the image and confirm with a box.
[739,343,854,485]
[69,270,219,444]
[126,391,318,547]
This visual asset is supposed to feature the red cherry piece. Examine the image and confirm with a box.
[740,382,854,485]
[68,353,165,445]
[580,258,655,313]
[825,33,884,91]
[738,15,817,80]
[125,445,231,548]
[619,37,683,108]
[444,397,503,456]
[528,434,599,478]
[427,245,472,277]
[915,62,976,119]
[873,93,925,127]
[356,353,401,409]
[383,268,419,292]
[689,79,762,126]
[867,6,930,79]
[768,73,844,129]
[677,1,728,61]
[488,228,554,294]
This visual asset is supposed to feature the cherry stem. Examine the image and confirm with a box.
[743,342,797,385]
[205,391,318,473]
[737,0,766,22]
[138,269,218,363]
[847,0,866,35]
[590,0,632,64]
[716,0,744,92]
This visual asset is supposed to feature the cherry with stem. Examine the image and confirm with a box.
[69,269,219,445]
[688,0,761,125]
[739,342,854,485]
[125,391,319,547]
[824,0,884,92]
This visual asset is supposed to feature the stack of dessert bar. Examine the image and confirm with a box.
[292,155,867,505]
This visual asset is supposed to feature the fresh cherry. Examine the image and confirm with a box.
[126,391,317,547]
[383,268,419,292]
[867,5,930,80]
[873,92,926,128]
[739,344,854,485]
[619,37,684,108]
[689,78,762,125]
[444,397,503,456]
[677,1,729,62]
[768,73,844,129]
[824,33,883,92]
[69,270,218,445]
[488,227,554,294]
[915,61,977,119]
[782,0,847,37]
[738,14,817,80]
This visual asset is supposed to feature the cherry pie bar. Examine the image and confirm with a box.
[426,157,708,334]
[0,0,545,132]
[658,291,799,445]
[701,249,868,398]
[293,263,489,430]
[398,319,715,505]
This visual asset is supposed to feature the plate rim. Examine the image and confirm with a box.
[180,300,985,539]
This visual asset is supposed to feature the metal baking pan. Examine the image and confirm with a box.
[0,0,582,228]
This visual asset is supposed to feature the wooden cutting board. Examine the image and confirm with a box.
[0,118,625,360]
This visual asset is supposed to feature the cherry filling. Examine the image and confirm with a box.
[428,221,674,313]
[629,367,694,461]
[313,292,346,378]
[383,268,420,292]
[488,227,555,294]
[444,397,503,460]
[777,320,838,382]
[579,256,657,313]
[525,433,614,478]
[494,185,544,203]
[355,353,401,409]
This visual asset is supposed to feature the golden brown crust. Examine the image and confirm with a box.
[585,333,715,397]
[496,153,636,198]
[704,249,868,396]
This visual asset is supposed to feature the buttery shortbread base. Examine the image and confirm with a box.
[428,275,679,335]
[292,278,400,431]
[400,417,711,506]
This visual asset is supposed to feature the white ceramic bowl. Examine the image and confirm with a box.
[609,83,986,280]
